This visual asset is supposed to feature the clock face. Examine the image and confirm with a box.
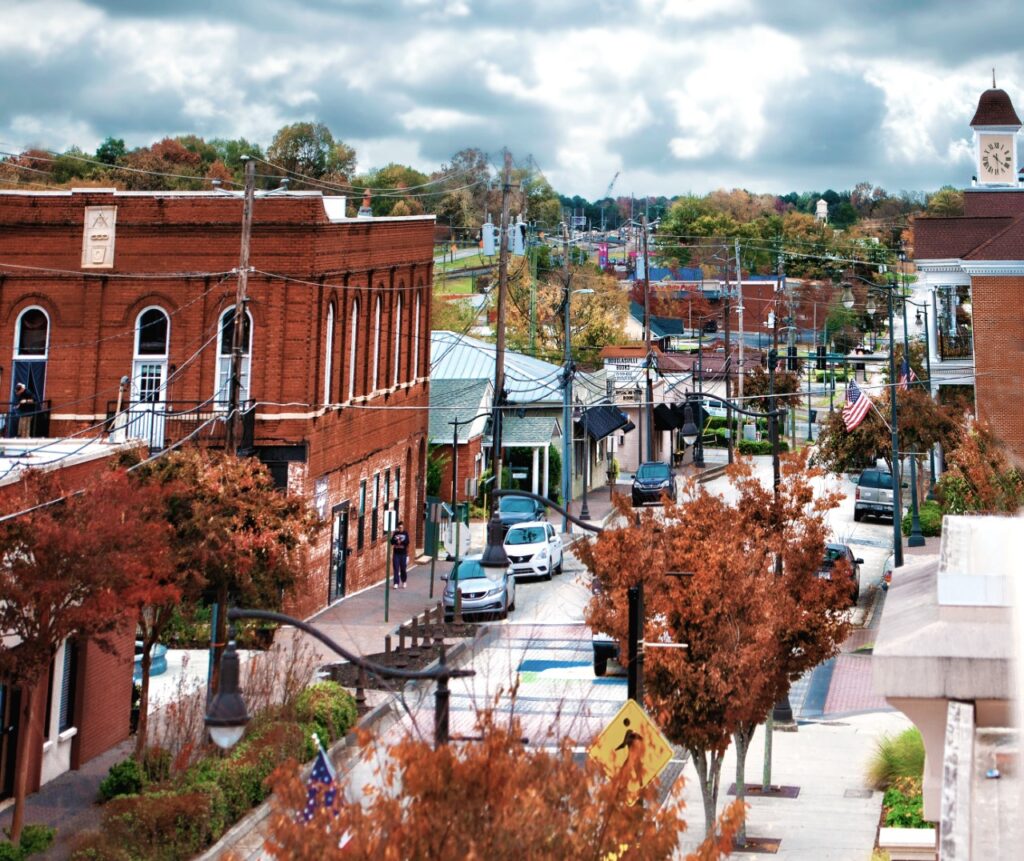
[981,135,1014,178]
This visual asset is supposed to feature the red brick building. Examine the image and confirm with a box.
[914,85,1024,461]
[0,188,434,615]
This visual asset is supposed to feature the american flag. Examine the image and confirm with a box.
[302,738,337,823]
[842,380,871,432]
[898,357,918,391]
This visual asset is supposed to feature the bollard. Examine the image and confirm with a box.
[398,629,406,653]
[408,619,421,658]
[356,666,367,708]
[384,634,392,655]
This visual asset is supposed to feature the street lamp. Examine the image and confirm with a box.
[206,609,474,748]
[560,250,594,533]
[680,402,699,447]
[573,403,592,520]
[903,297,937,498]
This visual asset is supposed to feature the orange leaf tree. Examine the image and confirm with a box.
[263,710,743,861]
[580,452,849,837]
[0,469,172,844]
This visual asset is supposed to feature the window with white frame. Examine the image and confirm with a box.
[15,307,49,358]
[215,308,252,408]
[348,299,359,401]
[412,293,421,380]
[324,303,335,405]
[372,296,382,392]
[393,295,403,387]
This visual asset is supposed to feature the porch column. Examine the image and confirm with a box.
[542,444,550,498]
[531,446,540,495]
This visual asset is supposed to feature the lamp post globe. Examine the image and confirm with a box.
[841,283,855,310]
[204,639,249,750]
[680,402,699,447]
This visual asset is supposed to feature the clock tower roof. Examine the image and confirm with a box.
[970,87,1021,127]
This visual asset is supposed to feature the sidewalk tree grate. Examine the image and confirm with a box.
[728,783,800,799]
[730,837,781,854]
[844,788,874,798]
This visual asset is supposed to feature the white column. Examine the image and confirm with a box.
[531,446,540,494]
[543,444,550,497]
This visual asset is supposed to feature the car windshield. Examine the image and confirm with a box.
[506,527,546,545]
[499,497,534,513]
[637,463,670,479]
[452,560,502,582]
[859,471,889,488]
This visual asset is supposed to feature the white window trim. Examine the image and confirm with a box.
[372,296,382,392]
[413,293,421,380]
[14,305,50,360]
[393,296,403,387]
[348,300,359,401]
[134,305,170,359]
[215,307,253,409]
[324,303,335,405]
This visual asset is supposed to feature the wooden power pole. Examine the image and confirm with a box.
[227,157,256,453]
[491,150,513,493]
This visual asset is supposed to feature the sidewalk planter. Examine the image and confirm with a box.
[877,826,937,860]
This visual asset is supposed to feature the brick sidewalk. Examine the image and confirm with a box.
[823,654,890,714]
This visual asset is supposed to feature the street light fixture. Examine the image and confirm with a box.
[680,402,699,447]
[206,609,474,748]
[841,284,855,310]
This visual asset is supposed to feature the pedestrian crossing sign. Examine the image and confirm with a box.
[588,700,674,799]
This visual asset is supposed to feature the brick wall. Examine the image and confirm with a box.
[970,275,1024,460]
[434,437,483,504]
[72,626,134,767]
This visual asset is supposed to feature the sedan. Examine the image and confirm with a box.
[818,543,863,603]
[497,495,547,533]
[504,521,563,581]
[442,555,516,621]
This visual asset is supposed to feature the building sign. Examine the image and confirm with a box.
[81,206,117,268]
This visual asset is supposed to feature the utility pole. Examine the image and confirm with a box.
[561,221,573,533]
[227,157,255,453]
[735,239,744,402]
[722,245,733,465]
[492,150,512,498]
[641,216,654,462]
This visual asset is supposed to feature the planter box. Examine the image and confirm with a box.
[878,826,937,861]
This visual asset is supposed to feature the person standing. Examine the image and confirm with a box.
[390,521,410,589]
[13,383,36,439]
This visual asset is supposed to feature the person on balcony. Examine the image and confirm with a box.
[13,382,36,438]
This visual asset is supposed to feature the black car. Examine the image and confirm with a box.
[818,543,863,603]
[631,461,674,506]
[496,495,546,532]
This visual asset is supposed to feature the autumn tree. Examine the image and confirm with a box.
[125,449,321,690]
[0,469,172,844]
[264,709,743,861]
[742,361,804,413]
[936,419,1024,514]
[266,122,357,184]
[581,453,849,838]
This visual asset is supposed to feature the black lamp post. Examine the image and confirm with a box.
[904,297,937,497]
[205,609,474,748]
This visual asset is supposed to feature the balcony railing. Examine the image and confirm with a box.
[0,401,51,438]
[937,332,973,360]
[105,400,255,452]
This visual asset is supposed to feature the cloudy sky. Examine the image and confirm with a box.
[2,0,1021,198]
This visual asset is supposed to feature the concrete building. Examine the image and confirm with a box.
[0,188,434,614]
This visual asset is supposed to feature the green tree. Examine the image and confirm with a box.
[95,136,126,165]
[266,122,357,182]
[925,186,964,217]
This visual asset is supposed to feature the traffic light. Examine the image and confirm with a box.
[787,346,798,371]
[816,345,826,371]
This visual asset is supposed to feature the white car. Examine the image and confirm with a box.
[503,521,563,581]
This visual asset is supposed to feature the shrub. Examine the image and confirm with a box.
[866,727,925,790]
[902,499,942,536]
[142,746,172,784]
[294,681,358,743]
[883,777,928,828]
[102,790,219,861]
[99,757,144,802]
[738,439,790,456]
[0,825,55,860]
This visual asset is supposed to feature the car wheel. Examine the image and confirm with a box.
[555,558,563,575]
[853,509,862,522]
[593,655,608,677]
[444,614,454,624]
[631,494,641,507]
[508,587,516,612]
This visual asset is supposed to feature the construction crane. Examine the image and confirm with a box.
[600,171,620,233]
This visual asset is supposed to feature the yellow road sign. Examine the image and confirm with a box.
[588,699,674,798]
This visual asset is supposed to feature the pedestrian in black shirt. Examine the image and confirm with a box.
[390,521,410,588]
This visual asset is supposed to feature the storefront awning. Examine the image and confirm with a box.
[574,404,631,441]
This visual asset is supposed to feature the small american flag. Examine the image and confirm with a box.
[302,737,337,823]
[898,357,918,391]
[842,380,871,432]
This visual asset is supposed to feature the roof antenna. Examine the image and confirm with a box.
[993,67,997,88]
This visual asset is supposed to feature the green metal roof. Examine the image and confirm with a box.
[486,414,560,448]
[428,378,492,444]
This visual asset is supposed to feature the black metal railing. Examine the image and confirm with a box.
[937,331,973,360]
[0,401,52,438]
[104,400,256,451]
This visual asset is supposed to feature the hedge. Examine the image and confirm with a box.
[902,499,942,537]
[738,439,790,455]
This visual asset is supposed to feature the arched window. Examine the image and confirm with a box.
[15,307,49,358]
[135,307,169,357]
[372,296,382,392]
[348,299,359,401]
[393,295,403,387]
[216,307,252,408]
[412,292,421,381]
[324,303,335,405]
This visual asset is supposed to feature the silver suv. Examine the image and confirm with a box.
[854,468,894,522]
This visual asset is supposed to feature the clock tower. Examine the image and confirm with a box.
[970,80,1021,186]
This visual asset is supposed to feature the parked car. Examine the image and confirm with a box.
[818,543,863,602]
[442,555,516,621]
[631,461,675,506]
[504,521,563,580]
[592,632,619,676]
[854,468,894,522]
[496,494,547,532]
